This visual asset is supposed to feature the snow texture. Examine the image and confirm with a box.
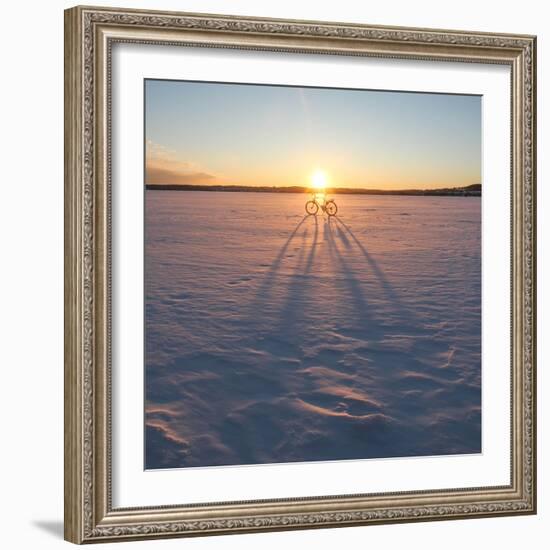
[145,191,481,469]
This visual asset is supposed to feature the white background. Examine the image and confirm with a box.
[0,0,547,549]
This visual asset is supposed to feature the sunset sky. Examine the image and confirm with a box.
[145,79,481,190]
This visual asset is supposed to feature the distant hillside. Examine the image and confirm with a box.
[146,183,481,196]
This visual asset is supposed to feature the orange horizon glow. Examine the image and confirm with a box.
[145,142,479,190]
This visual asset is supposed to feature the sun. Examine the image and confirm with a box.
[311,169,328,190]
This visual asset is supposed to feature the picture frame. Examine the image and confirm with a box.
[64,5,537,544]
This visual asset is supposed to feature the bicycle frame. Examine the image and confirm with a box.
[305,191,338,216]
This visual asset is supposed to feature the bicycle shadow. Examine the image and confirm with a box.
[330,215,417,322]
[248,208,415,337]
[246,213,322,348]
[251,214,309,306]
[274,214,319,331]
[323,215,382,336]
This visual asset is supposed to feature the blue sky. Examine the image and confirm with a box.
[145,79,481,190]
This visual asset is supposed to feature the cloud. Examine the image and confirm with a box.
[146,166,217,185]
[145,140,218,185]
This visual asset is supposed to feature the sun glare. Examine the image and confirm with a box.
[311,169,328,190]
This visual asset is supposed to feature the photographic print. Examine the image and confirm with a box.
[144,79,482,470]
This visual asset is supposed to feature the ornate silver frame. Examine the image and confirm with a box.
[64,5,537,544]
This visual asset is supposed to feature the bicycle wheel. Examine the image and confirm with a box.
[325,200,338,216]
[305,200,319,215]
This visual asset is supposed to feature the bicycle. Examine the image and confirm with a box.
[305,192,338,216]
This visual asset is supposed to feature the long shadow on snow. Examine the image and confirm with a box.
[332,215,419,324]
[324,217,383,339]
[246,213,413,345]
[273,214,319,334]
[250,214,309,309]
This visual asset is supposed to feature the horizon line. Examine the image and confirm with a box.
[145,183,482,196]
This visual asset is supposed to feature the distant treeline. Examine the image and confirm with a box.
[146,183,481,196]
